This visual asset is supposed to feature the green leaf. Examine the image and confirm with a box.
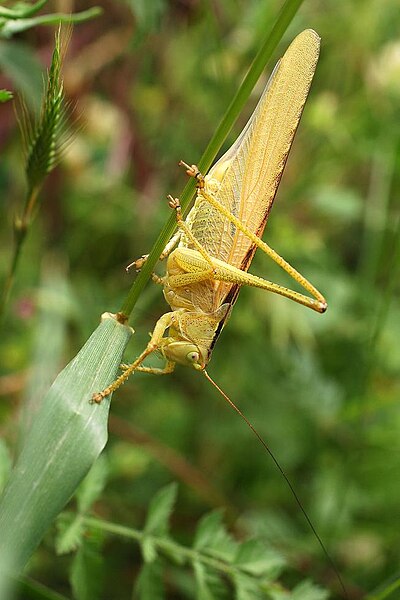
[291,580,329,600]
[56,514,84,555]
[0,40,42,110]
[127,0,166,34]
[19,261,71,440]
[140,483,178,563]
[16,575,70,599]
[0,440,11,495]
[233,539,286,578]
[232,571,263,600]
[0,8,102,38]
[0,88,12,102]
[0,0,48,19]
[135,559,165,600]
[194,511,224,548]
[0,315,132,588]
[194,511,237,561]
[76,454,109,514]
[193,561,228,600]
[70,536,104,600]
[141,537,157,564]
[144,483,178,536]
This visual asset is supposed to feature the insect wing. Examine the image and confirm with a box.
[207,29,321,305]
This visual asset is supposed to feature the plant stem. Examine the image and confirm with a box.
[0,185,40,320]
[119,0,305,319]
[81,514,282,592]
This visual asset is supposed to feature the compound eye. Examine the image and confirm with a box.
[186,351,199,364]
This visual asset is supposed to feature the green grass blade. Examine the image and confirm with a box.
[17,576,70,600]
[0,315,132,594]
[0,0,48,20]
[1,8,103,38]
[19,258,71,440]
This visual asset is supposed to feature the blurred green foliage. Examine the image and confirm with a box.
[1,0,400,598]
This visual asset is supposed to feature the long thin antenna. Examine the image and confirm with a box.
[203,370,348,599]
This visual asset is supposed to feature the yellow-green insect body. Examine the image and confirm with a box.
[94,29,327,401]
[92,34,347,594]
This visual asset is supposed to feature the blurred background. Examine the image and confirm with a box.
[1,0,399,598]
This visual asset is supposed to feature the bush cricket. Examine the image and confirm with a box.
[93,29,349,597]
[93,28,326,402]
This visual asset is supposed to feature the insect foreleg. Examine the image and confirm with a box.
[92,312,176,402]
[160,229,182,260]
[126,230,182,272]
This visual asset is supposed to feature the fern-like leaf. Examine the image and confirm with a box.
[135,559,166,600]
[74,484,331,599]
[70,536,105,600]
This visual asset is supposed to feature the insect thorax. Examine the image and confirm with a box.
[162,304,230,367]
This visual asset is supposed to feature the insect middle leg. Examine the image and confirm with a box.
[92,312,177,402]
[126,229,182,273]
[126,187,217,274]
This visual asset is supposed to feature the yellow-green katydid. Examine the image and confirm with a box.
[93,30,348,596]
[93,28,326,402]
